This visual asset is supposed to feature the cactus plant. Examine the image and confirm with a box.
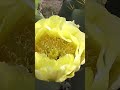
[58,0,85,32]
[35,0,44,22]
[71,9,85,32]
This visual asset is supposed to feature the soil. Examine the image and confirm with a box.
[40,0,63,18]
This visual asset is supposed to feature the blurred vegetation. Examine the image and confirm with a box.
[0,0,34,73]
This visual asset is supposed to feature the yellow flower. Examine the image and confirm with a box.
[35,15,85,82]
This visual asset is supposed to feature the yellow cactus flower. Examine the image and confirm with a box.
[35,15,85,82]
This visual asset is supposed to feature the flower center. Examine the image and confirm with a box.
[36,34,76,60]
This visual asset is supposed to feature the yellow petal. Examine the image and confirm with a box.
[35,15,85,82]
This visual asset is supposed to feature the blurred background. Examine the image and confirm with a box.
[0,0,120,90]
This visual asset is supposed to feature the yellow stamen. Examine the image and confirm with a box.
[36,34,76,60]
